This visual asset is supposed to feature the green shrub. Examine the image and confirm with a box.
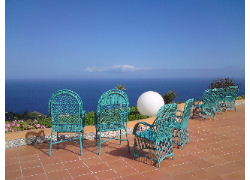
[236,95,245,100]
[85,112,96,126]
[84,107,148,126]
[38,117,52,128]
[162,91,177,104]
[5,106,151,132]
[11,111,48,120]
[5,119,46,132]
[20,121,36,130]
[129,106,148,121]
[209,78,238,89]
[5,112,18,121]
[116,84,126,90]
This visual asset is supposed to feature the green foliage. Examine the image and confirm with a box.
[5,119,47,132]
[209,78,238,89]
[116,84,126,90]
[38,117,52,128]
[6,111,48,121]
[85,112,96,126]
[19,121,36,130]
[6,106,150,131]
[162,91,177,104]
[129,106,148,121]
[236,95,245,100]
[83,107,148,126]
[5,112,18,121]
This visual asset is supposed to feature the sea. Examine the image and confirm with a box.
[5,78,245,114]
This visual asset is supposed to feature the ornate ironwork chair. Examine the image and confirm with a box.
[174,98,194,149]
[48,89,85,156]
[96,89,130,155]
[224,86,239,111]
[193,89,217,119]
[133,103,177,167]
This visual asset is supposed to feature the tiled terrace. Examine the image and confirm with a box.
[6,104,245,180]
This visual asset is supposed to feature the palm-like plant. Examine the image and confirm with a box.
[162,90,177,104]
[209,78,238,89]
[116,84,126,90]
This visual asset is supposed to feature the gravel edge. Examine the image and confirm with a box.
[5,128,133,149]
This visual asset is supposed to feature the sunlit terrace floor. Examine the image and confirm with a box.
[6,105,245,180]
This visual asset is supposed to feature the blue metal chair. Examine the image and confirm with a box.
[174,98,194,149]
[48,89,85,156]
[133,103,177,167]
[96,89,130,155]
[193,89,217,119]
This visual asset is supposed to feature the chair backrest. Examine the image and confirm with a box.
[181,98,194,129]
[96,89,130,125]
[49,89,84,132]
[226,86,239,98]
[202,89,217,104]
[211,88,226,103]
[154,103,177,132]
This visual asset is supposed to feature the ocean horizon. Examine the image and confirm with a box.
[5,78,245,114]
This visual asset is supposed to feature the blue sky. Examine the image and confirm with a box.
[6,0,245,79]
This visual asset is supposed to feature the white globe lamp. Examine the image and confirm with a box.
[137,91,165,116]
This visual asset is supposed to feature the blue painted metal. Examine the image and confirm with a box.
[193,89,217,119]
[193,86,239,119]
[174,98,194,149]
[133,103,177,167]
[48,89,85,156]
[224,86,239,111]
[96,89,130,155]
[211,88,226,112]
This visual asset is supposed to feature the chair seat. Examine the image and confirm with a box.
[52,124,83,132]
[224,96,235,102]
[136,129,173,142]
[96,122,125,132]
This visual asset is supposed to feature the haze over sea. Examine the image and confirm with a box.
[6,78,245,114]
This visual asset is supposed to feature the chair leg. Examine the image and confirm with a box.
[156,162,161,168]
[95,129,98,146]
[125,128,130,153]
[132,137,138,159]
[120,129,122,145]
[187,129,190,143]
[56,132,59,149]
[99,132,102,155]
[49,131,54,156]
[79,132,83,156]
[82,131,84,151]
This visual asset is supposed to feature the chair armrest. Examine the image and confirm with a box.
[81,110,86,126]
[176,115,182,123]
[195,101,203,105]
[176,109,183,118]
[194,102,203,108]
[81,110,86,118]
[133,121,154,135]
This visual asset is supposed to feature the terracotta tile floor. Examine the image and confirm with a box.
[6,105,245,180]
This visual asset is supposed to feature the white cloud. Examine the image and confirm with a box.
[85,65,150,73]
